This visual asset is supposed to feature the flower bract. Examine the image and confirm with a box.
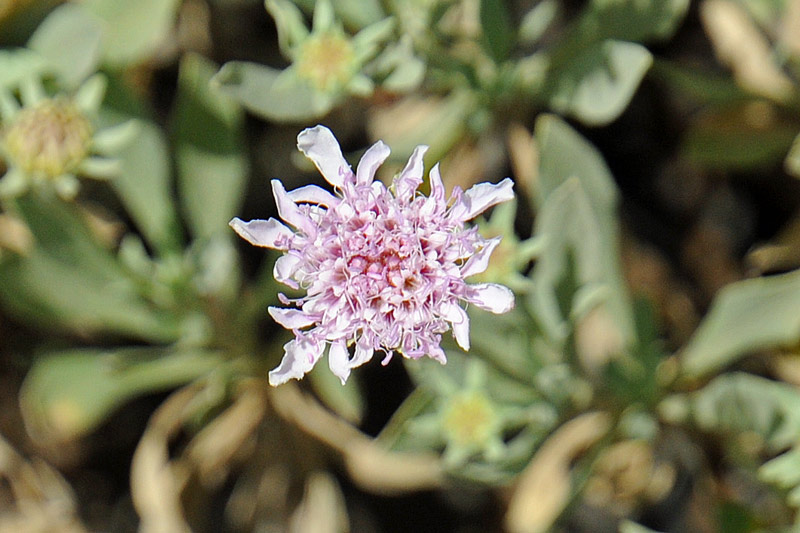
[231,125,515,385]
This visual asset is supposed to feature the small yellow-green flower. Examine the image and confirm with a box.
[267,0,394,102]
[295,29,358,92]
[214,1,423,122]
[0,75,136,200]
[406,358,527,467]
[442,389,502,456]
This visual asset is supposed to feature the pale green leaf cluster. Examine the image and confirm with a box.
[213,0,690,129]
[0,3,250,439]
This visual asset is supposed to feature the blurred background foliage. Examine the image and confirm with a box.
[1,0,800,532]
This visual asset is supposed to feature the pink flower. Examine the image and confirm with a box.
[231,125,515,386]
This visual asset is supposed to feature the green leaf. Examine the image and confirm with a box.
[686,372,800,452]
[291,0,386,31]
[191,235,242,303]
[464,306,544,386]
[480,0,514,63]
[604,298,668,407]
[373,37,425,93]
[0,48,48,89]
[212,61,335,122]
[26,3,104,88]
[97,73,182,254]
[83,0,180,67]
[786,132,800,179]
[173,53,248,241]
[377,387,438,452]
[619,521,665,533]
[650,60,753,106]
[718,502,758,533]
[106,118,183,255]
[682,104,798,171]
[548,39,652,126]
[519,0,558,45]
[760,447,800,498]
[734,0,787,30]
[448,427,547,484]
[0,195,179,341]
[530,115,635,347]
[585,0,690,42]
[535,113,618,224]
[266,0,310,54]
[333,0,386,30]
[760,445,800,510]
[682,269,800,378]
[12,192,123,281]
[308,363,364,425]
[20,347,223,442]
[0,250,181,342]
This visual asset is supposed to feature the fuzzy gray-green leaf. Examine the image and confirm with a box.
[212,61,335,122]
[173,53,248,240]
[682,269,800,378]
[27,3,104,88]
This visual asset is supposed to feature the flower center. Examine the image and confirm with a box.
[296,32,356,92]
[340,211,427,303]
[443,391,496,447]
[2,99,92,178]
[349,250,420,289]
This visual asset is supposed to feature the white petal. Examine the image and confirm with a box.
[465,283,515,314]
[274,253,302,288]
[393,144,428,202]
[297,125,352,188]
[427,344,447,363]
[268,336,324,386]
[441,303,470,351]
[327,340,350,384]
[421,163,446,216]
[287,184,339,206]
[449,177,515,221]
[271,179,316,236]
[229,217,293,250]
[268,306,316,329]
[460,236,502,278]
[429,163,445,202]
[351,337,375,369]
[356,140,390,186]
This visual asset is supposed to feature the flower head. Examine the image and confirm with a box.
[231,125,515,386]
[443,389,500,451]
[257,0,395,118]
[295,28,357,93]
[3,98,92,178]
[0,75,137,200]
